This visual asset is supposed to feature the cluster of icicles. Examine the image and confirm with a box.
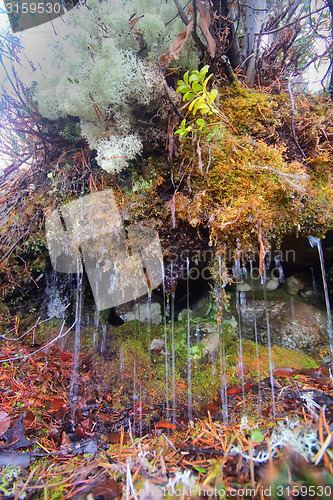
[65,237,332,431]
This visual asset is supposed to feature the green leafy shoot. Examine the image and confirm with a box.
[174,65,238,138]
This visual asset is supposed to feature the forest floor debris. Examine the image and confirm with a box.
[0,341,333,498]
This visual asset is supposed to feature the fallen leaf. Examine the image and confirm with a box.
[159,20,194,66]
[22,411,35,428]
[75,417,94,438]
[0,411,10,437]
[227,383,253,396]
[273,367,295,378]
[71,479,121,500]
[155,420,177,431]
[1,413,31,450]
[197,0,216,57]
[58,431,71,456]
[204,401,220,416]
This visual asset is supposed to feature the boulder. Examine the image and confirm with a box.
[119,301,162,324]
[238,297,328,356]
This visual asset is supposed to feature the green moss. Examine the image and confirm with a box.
[72,316,319,411]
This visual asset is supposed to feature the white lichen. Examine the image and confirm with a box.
[232,418,322,463]
[21,0,197,173]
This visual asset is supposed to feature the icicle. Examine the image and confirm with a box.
[311,267,318,296]
[132,297,140,436]
[93,308,99,349]
[133,355,137,437]
[100,323,107,355]
[262,263,276,417]
[69,257,83,426]
[195,323,200,343]
[250,260,262,417]
[186,257,193,421]
[93,264,101,349]
[120,345,125,372]
[171,262,176,426]
[234,258,246,415]
[217,255,228,424]
[147,290,152,433]
[309,236,333,358]
[290,296,296,324]
[162,261,170,426]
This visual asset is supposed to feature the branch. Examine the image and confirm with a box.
[0,154,32,180]
[1,304,70,341]
[0,316,75,364]
[173,0,207,53]
[173,0,190,25]
[262,5,327,35]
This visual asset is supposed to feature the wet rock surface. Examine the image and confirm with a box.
[238,297,328,356]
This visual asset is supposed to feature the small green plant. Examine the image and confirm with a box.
[175,66,238,139]
[14,401,25,408]
[190,343,203,360]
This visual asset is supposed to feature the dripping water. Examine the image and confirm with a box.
[234,259,246,415]
[171,263,176,426]
[132,298,138,436]
[309,236,333,357]
[250,260,262,417]
[290,296,296,324]
[262,263,276,417]
[93,308,99,349]
[162,262,170,426]
[93,264,101,349]
[195,324,200,343]
[100,323,107,355]
[311,266,318,296]
[146,290,152,433]
[120,345,125,372]
[133,354,137,437]
[217,256,228,424]
[186,257,193,421]
[133,299,142,437]
[69,258,83,425]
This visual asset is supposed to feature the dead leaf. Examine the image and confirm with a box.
[155,420,177,431]
[50,398,70,412]
[75,417,94,438]
[58,431,71,456]
[159,20,194,66]
[71,479,121,500]
[197,0,216,57]
[0,411,10,437]
[204,401,220,416]
[273,367,295,378]
[1,413,31,450]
